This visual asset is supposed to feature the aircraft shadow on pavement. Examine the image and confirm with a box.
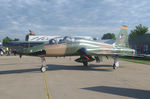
[47,64,113,72]
[0,64,113,75]
[0,68,40,75]
[82,86,150,99]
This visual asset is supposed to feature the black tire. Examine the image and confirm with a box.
[113,64,117,69]
[40,66,46,72]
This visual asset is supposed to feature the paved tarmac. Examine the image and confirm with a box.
[0,56,150,99]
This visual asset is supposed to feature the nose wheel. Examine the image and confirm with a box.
[40,66,47,72]
[40,57,47,72]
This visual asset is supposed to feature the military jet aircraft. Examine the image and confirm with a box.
[15,26,135,72]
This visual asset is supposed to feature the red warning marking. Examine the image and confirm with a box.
[83,55,90,60]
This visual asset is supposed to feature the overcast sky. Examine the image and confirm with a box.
[0,0,150,41]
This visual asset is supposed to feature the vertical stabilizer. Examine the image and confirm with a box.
[115,25,129,48]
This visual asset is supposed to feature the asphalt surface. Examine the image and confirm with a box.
[0,56,150,99]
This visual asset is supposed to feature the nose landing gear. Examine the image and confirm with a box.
[40,57,47,72]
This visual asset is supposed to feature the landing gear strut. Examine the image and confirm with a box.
[113,56,119,69]
[83,61,88,66]
[40,57,47,72]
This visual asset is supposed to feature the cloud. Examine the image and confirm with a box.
[0,24,121,41]
[55,0,69,5]
[0,0,150,40]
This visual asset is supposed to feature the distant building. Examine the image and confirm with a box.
[28,35,94,42]
[26,30,94,42]
[28,35,59,42]
[129,34,150,54]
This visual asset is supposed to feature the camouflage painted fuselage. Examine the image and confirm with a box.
[15,25,135,58]
[18,39,135,57]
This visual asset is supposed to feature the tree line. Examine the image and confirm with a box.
[2,30,35,46]
[101,24,148,40]
[2,37,20,46]
[129,24,148,39]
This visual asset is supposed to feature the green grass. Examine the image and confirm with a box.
[119,57,150,65]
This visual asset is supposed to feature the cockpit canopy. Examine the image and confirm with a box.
[48,36,93,45]
[49,39,58,45]
[48,36,73,45]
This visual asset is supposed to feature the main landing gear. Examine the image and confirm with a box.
[113,56,119,69]
[83,61,88,66]
[40,57,47,72]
